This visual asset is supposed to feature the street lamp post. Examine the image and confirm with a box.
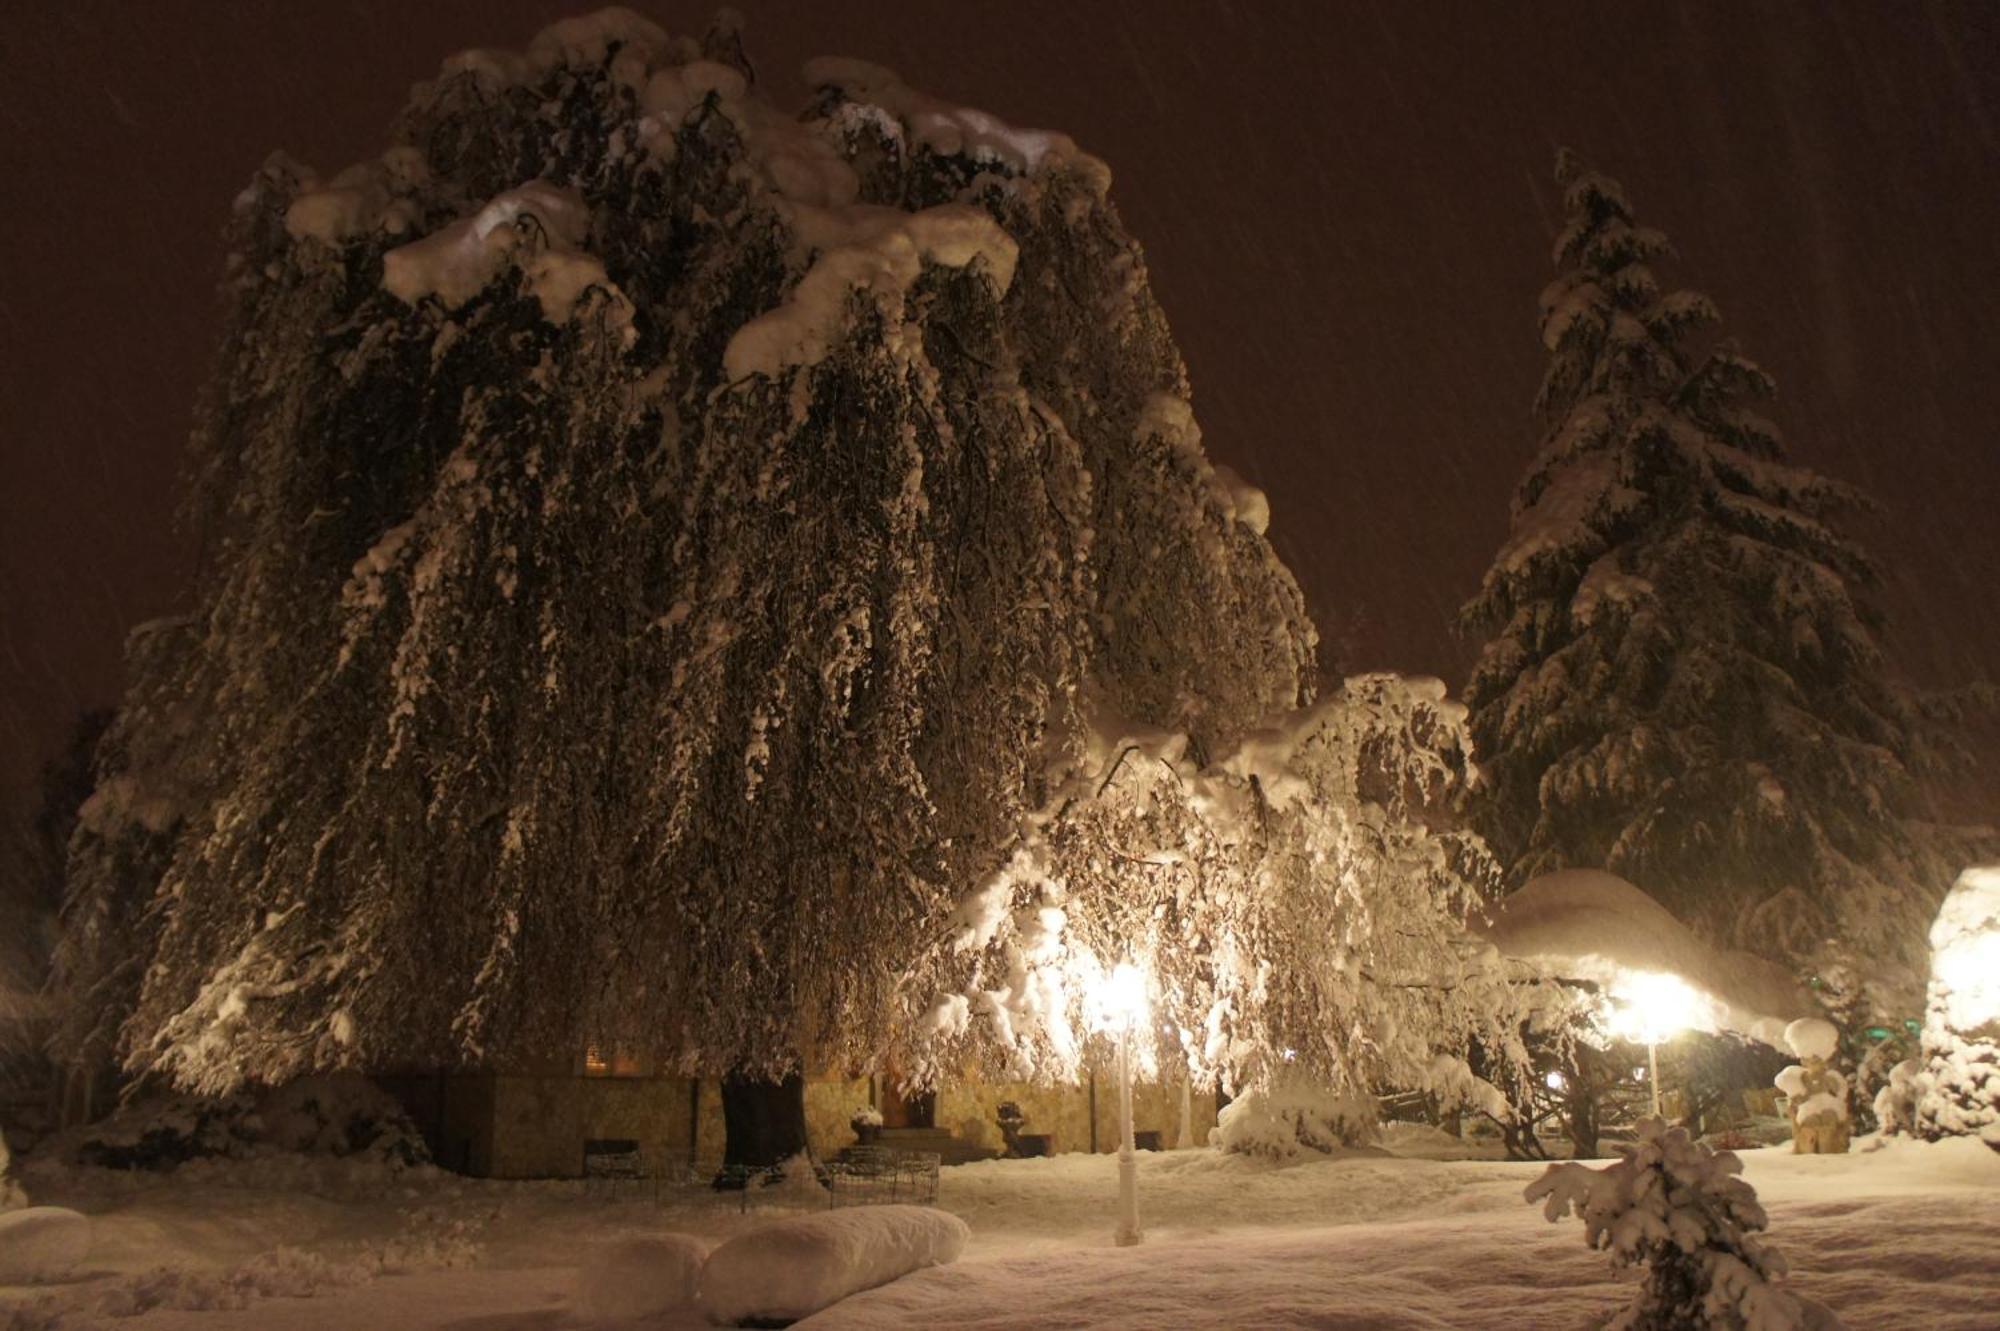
[1102,961,1147,1247]
[1607,971,1704,1122]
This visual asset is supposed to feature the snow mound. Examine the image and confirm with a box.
[0,1207,91,1285]
[573,1233,709,1320]
[1784,1018,1840,1062]
[698,1204,968,1324]
[1478,869,1815,1039]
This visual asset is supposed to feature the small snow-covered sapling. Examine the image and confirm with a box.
[1526,1118,1828,1331]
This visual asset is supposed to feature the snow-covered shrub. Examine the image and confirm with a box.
[68,1091,262,1170]
[1914,866,2000,1142]
[1871,1059,1920,1137]
[257,1074,429,1165]
[1211,1079,1379,1160]
[1526,1118,1825,1331]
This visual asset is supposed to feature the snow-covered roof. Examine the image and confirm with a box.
[1475,868,1815,1044]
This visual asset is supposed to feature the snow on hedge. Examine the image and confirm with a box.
[699,1204,969,1324]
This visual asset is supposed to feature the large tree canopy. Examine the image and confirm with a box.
[59,11,1319,1095]
[1461,150,1970,1012]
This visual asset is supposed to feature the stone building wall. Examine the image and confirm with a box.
[394,1066,1220,1178]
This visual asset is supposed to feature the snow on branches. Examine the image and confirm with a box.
[62,10,1318,1095]
[904,674,1530,1121]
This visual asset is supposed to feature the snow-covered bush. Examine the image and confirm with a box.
[1914,866,2000,1142]
[1211,1079,1379,1160]
[67,1091,262,1170]
[1871,1059,1919,1137]
[59,1074,425,1170]
[257,1074,429,1165]
[1526,1118,1825,1331]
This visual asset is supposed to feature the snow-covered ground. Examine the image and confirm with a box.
[3,1128,1995,1329]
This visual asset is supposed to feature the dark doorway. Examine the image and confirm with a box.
[879,1081,936,1129]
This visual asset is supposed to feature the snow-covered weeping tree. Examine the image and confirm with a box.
[1461,150,1964,1013]
[56,11,1321,1164]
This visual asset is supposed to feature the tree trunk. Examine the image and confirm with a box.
[716,1069,811,1187]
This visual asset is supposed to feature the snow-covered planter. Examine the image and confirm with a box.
[1774,1018,1849,1154]
[851,1104,884,1144]
[1914,866,2000,1144]
[1211,1079,1379,1161]
[1526,1118,1833,1330]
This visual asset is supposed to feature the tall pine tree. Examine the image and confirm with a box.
[1462,150,1954,1012]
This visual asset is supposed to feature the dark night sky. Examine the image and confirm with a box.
[3,1,1996,816]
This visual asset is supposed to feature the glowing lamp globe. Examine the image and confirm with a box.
[1605,971,1705,1046]
[1101,962,1150,1029]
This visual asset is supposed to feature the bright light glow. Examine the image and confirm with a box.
[1093,961,1150,1032]
[1544,1070,1566,1092]
[1934,930,2000,1030]
[1603,971,1710,1046]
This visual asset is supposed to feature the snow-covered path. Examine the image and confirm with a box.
[5,1134,1996,1329]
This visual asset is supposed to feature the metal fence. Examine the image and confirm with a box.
[823,1147,941,1208]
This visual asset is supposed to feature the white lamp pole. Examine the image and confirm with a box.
[1116,1014,1141,1245]
[1647,1039,1661,1119]
[1176,1065,1194,1150]
[1100,960,1145,1247]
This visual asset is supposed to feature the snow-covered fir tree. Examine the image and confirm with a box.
[1461,149,1964,1012]
[59,11,1342,1159]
